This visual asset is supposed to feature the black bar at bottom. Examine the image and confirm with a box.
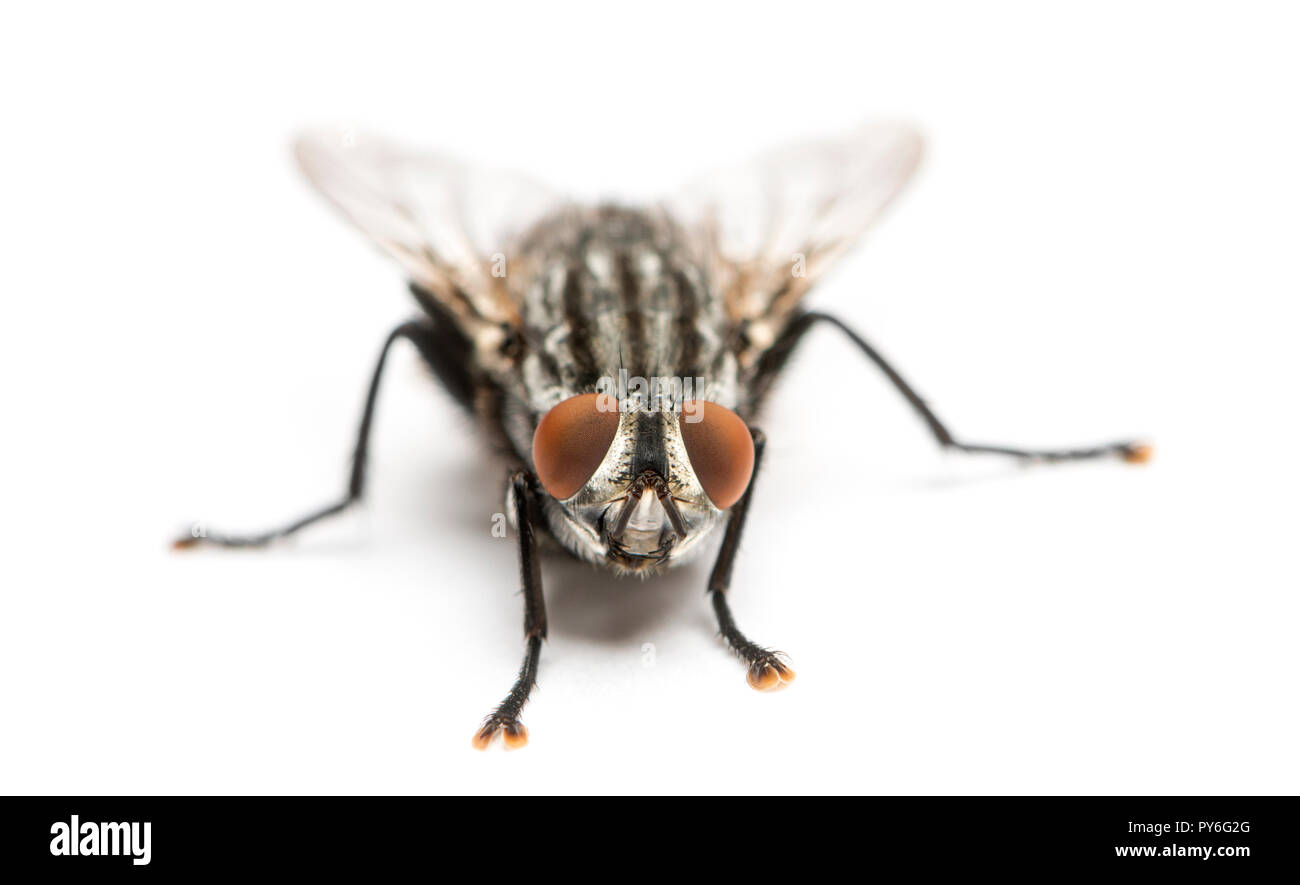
[1,796,1293,874]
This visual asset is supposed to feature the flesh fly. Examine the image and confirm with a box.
[176,123,1151,749]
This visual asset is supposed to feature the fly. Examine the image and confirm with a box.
[174,122,1152,749]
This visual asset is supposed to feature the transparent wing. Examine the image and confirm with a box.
[668,121,923,331]
[295,128,565,327]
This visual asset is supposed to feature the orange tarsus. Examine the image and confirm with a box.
[1122,443,1154,465]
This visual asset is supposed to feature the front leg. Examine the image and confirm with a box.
[707,429,796,691]
[472,470,547,750]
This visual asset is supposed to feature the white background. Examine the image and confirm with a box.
[2,2,1297,795]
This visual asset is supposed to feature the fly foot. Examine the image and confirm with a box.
[745,652,796,692]
[472,713,529,750]
[1119,441,1154,464]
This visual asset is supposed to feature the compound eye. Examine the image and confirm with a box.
[532,393,620,500]
[679,401,754,510]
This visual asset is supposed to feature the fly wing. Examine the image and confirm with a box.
[668,121,922,351]
[295,128,566,331]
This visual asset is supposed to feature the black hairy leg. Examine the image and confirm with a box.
[757,311,1153,465]
[706,429,795,691]
[173,320,437,549]
[472,470,548,750]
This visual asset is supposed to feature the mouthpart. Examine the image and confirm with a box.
[603,470,688,569]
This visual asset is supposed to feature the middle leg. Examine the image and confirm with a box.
[758,311,1151,464]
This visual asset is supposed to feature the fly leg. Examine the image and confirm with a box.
[758,311,1152,464]
[172,320,437,549]
[473,470,547,750]
[707,430,796,691]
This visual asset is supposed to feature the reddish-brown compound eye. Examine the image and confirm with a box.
[679,401,754,510]
[532,393,620,500]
